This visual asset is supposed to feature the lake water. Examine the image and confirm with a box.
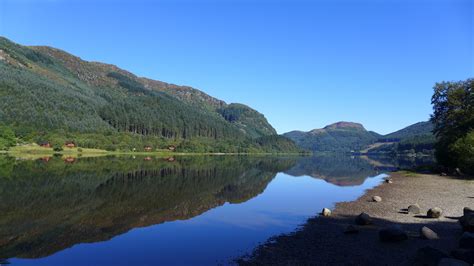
[0,154,431,265]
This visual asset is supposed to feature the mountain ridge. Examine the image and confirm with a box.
[284,121,434,153]
[0,36,294,152]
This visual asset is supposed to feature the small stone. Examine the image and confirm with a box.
[385,179,393,184]
[459,232,474,249]
[408,204,421,214]
[440,172,448,176]
[379,225,408,242]
[420,226,439,240]
[344,225,359,234]
[463,207,473,216]
[372,196,382,202]
[459,213,474,232]
[355,212,372,225]
[437,258,470,266]
[455,168,463,176]
[427,207,443,218]
[321,208,331,217]
[415,246,449,266]
[451,249,474,264]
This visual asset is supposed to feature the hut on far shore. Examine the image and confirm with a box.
[39,141,51,148]
[65,141,76,148]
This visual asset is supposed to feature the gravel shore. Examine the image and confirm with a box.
[238,172,474,265]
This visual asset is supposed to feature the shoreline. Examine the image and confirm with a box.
[238,171,474,265]
[0,149,307,160]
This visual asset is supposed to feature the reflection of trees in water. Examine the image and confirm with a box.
[0,155,296,260]
[285,154,379,186]
[285,154,435,186]
[365,154,435,171]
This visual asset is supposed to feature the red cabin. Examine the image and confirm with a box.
[65,141,76,148]
[64,157,76,163]
[39,141,51,148]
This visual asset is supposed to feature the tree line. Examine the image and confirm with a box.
[431,78,473,174]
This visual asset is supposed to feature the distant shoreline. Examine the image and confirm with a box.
[239,171,474,265]
[0,145,307,159]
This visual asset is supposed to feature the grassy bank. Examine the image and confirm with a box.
[1,144,307,160]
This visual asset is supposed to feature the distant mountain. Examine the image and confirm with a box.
[284,121,435,154]
[0,37,296,152]
[284,122,380,152]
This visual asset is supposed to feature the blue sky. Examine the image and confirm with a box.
[0,0,472,134]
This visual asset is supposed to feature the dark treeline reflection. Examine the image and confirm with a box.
[0,154,433,262]
[284,153,435,186]
[0,155,296,260]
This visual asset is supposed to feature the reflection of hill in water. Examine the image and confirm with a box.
[285,154,435,186]
[363,154,435,171]
[285,155,379,186]
[0,156,296,260]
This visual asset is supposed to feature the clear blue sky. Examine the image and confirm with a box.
[0,0,472,134]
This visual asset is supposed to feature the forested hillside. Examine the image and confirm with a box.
[284,122,380,152]
[284,121,435,155]
[380,121,434,141]
[0,37,297,153]
[368,121,435,156]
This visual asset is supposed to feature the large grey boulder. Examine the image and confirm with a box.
[379,226,408,242]
[420,226,439,240]
[427,207,443,218]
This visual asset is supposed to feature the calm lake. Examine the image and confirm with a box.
[0,154,432,265]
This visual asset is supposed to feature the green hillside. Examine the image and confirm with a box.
[0,37,298,153]
[284,122,379,152]
[380,121,434,141]
[284,121,435,154]
[367,121,435,155]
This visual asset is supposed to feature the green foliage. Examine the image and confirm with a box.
[0,125,16,150]
[52,144,63,152]
[381,121,434,141]
[106,72,150,95]
[369,135,435,155]
[0,37,294,153]
[217,103,277,138]
[0,155,297,259]
[285,122,377,152]
[431,78,474,174]
[449,130,474,174]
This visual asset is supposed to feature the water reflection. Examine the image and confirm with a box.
[284,153,435,186]
[0,154,432,265]
[0,156,295,260]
